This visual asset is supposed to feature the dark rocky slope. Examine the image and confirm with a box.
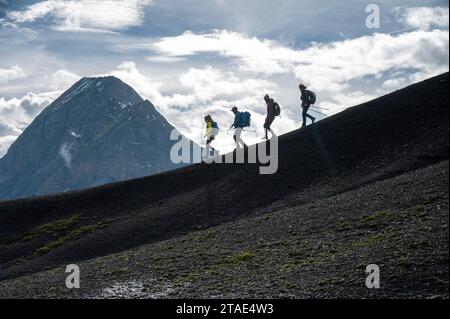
[1,160,447,298]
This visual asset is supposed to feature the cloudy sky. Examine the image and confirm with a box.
[0,0,448,156]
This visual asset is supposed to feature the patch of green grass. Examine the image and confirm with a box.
[409,205,428,219]
[337,221,352,231]
[95,220,112,228]
[35,222,107,256]
[0,215,80,246]
[297,239,309,247]
[317,277,340,287]
[281,255,321,273]
[294,257,318,266]
[175,249,262,284]
[280,264,294,273]
[285,282,299,290]
[396,256,414,268]
[36,244,57,255]
[351,231,398,249]
[23,215,80,241]
[109,267,128,276]
[361,210,392,224]
[184,230,217,243]
[355,204,430,231]
[223,250,256,264]
[176,271,203,284]
[287,249,303,258]
[204,264,224,276]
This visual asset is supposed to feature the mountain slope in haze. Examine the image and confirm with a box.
[0,73,448,298]
[0,76,193,200]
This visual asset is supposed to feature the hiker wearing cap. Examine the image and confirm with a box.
[204,115,218,158]
[229,106,249,149]
[263,95,280,140]
[299,84,316,128]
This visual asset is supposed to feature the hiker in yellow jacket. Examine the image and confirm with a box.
[204,115,218,158]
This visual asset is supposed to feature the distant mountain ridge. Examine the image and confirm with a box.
[0,76,194,200]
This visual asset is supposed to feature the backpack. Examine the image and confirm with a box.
[273,102,281,117]
[307,90,316,105]
[240,111,251,127]
[212,121,219,135]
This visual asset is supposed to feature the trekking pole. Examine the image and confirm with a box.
[243,128,257,137]
[309,109,327,116]
[311,105,329,111]
[200,119,205,145]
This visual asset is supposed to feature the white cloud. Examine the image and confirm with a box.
[152,27,448,114]
[320,90,379,115]
[0,122,22,136]
[175,66,275,104]
[146,56,186,63]
[59,142,73,167]
[108,61,166,107]
[382,77,410,91]
[293,29,449,92]
[395,6,449,30]
[0,90,60,158]
[152,27,449,93]
[0,65,26,83]
[52,25,119,34]
[0,135,17,158]
[0,67,79,157]
[152,30,300,75]
[0,91,58,123]
[5,0,153,32]
[46,69,81,91]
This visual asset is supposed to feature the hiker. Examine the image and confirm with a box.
[229,106,250,149]
[204,115,218,158]
[299,84,316,127]
[263,94,280,140]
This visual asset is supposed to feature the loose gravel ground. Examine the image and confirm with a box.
[1,160,447,299]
